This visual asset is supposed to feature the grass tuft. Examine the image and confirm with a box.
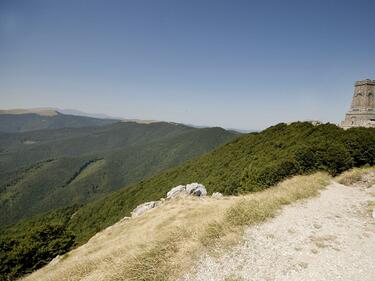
[335,166,375,187]
[226,198,277,226]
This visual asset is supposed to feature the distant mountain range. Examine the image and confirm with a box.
[0,108,121,119]
[0,108,254,133]
[0,109,119,133]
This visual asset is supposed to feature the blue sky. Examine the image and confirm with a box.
[1,0,374,130]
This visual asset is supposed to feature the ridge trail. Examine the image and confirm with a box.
[182,181,375,281]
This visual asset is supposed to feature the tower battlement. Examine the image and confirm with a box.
[340,79,375,129]
[355,79,375,86]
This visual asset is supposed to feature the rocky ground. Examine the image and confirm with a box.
[181,181,375,281]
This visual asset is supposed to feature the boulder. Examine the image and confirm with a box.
[211,192,223,199]
[372,208,375,220]
[167,185,187,199]
[186,183,207,197]
[131,201,157,218]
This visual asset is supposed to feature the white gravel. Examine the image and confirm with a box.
[181,182,375,281]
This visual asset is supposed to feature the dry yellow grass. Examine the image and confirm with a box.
[21,172,330,281]
[335,166,375,187]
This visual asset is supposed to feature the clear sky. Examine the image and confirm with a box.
[1,0,374,130]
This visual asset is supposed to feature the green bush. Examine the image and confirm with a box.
[0,207,76,281]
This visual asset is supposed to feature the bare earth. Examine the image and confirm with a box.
[181,182,375,281]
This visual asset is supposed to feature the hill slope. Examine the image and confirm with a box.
[68,122,375,243]
[0,122,237,228]
[0,111,118,133]
[16,170,375,281]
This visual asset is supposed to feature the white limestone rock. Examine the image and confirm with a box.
[186,183,207,197]
[131,201,157,218]
[167,185,187,199]
[211,192,223,199]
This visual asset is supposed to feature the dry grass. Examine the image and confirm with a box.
[201,172,330,247]
[21,172,330,281]
[335,166,375,187]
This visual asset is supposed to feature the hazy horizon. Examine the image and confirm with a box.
[1,0,375,130]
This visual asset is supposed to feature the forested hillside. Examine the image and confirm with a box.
[0,122,237,228]
[67,122,375,243]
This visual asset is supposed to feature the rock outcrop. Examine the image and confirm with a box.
[166,183,208,199]
[131,201,157,218]
[130,183,209,218]
[166,185,187,198]
[186,183,207,196]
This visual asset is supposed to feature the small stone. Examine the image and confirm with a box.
[131,201,157,218]
[211,192,223,199]
[313,223,322,229]
[120,216,131,223]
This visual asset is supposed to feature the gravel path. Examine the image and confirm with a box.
[181,182,375,281]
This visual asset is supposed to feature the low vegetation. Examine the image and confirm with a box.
[335,166,375,187]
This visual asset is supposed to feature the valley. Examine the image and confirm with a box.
[0,113,238,229]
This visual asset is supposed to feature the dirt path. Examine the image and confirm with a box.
[181,182,375,281]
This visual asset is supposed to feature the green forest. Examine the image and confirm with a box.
[0,121,237,229]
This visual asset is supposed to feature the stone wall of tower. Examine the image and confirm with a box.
[340,79,375,129]
[350,80,375,111]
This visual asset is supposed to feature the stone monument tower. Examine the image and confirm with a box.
[340,79,375,129]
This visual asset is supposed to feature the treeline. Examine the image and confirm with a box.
[0,207,77,281]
